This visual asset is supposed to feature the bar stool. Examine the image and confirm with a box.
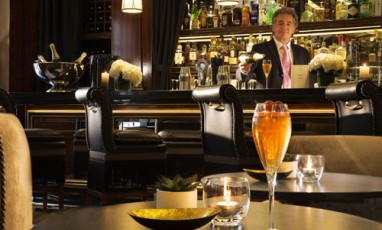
[326,80,382,135]
[192,84,262,175]
[75,87,166,205]
[0,88,65,210]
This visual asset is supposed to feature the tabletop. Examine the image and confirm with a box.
[33,201,382,230]
[203,172,382,202]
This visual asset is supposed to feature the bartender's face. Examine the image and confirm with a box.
[271,13,296,44]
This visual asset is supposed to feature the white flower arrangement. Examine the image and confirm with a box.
[308,53,345,73]
[109,59,142,86]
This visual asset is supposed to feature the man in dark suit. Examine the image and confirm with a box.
[238,7,310,89]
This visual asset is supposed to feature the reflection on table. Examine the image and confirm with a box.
[33,201,382,230]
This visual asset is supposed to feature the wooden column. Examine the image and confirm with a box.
[111,0,152,90]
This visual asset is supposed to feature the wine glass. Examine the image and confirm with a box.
[252,101,291,230]
[262,59,272,89]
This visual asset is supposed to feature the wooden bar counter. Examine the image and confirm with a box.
[10,88,335,175]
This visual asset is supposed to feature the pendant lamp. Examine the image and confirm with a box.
[216,0,239,6]
[122,0,143,13]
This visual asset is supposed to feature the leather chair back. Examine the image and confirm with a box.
[326,80,382,136]
[192,84,248,159]
[0,88,16,114]
[0,113,32,229]
[75,87,115,153]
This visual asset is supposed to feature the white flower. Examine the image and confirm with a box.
[109,59,142,87]
[308,53,345,73]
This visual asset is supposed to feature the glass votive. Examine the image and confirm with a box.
[296,155,325,182]
[201,176,250,227]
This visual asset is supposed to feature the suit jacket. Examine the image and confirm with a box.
[242,39,310,89]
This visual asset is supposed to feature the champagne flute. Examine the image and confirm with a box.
[252,101,291,230]
[262,59,272,89]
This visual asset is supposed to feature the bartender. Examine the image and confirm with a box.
[238,7,310,89]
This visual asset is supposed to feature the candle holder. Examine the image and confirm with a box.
[296,155,325,182]
[201,176,250,227]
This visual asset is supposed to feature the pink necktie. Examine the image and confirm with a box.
[281,45,291,88]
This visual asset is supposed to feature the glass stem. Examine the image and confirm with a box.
[268,173,277,230]
[266,77,268,89]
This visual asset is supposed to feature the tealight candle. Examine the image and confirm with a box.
[101,72,109,88]
[217,200,238,213]
[359,64,370,79]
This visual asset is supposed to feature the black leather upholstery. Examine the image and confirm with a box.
[75,87,166,205]
[192,84,261,174]
[326,80,382,136]
[0,88,65,210]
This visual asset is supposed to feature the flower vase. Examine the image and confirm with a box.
[317,68,335,87]
[115,77,132,92]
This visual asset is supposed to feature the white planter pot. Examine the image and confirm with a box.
[156,189,197,209]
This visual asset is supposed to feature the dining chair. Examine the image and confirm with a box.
[75,87,166,205]
[326,80,382,136]
[0,113,33,229]
[192,84,262,175]
[0,88,65,211]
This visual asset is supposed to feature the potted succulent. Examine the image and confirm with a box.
[155,174,199,209]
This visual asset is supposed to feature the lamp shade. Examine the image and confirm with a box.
[216,0,239,6]
[122,0,143,13]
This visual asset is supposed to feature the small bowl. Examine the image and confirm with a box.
[33,62,85,92]
[243,168,293,182]
[128,208,221,230]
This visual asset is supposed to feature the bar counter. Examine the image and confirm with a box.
[10,88,335,175]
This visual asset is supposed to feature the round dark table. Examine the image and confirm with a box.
[204,172,382,202]
[33,201,382,229]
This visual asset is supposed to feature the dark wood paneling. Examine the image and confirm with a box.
[111,0,152,90]
[9,0,39,92]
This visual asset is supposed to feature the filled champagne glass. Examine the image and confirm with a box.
[252,101,291,230]
[262,59,272,89]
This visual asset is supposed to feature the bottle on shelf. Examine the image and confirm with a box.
[301,3,314,22]
[221,6,233,27]
[229,36,238,65]
[199,1,208,28]
[191,0,200,30]
[174,44,184,66]
[313,2,325,21]
[209,36,219,61]
[358,0,372,18]
[206,4,214,28]
[250,0,259,25]
[336,0,349,20]
[213,8,220,28]
[184,41,191,65]
[266,0,278,25]
[324,0,333,20]
[375,0,382,16]
[238,38,246,56]
[258,1,268,25]
[189,43,199,66]
[232,1,242,26]
[49,43,61,62]
[348,0,359,18]
[335,34,347,61]
[241,0,250,26]
[317,41,330,54]
[182,3,191,30]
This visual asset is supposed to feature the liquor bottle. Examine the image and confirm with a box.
[74,52,88,64]
[229,36,238,65]
[314,2,325,21]
[174,44,184,66]
[232,2,242,26]
[37,55,48,63]
[335,35,347,61]
[336,0,349,20]
[250,0,259,25]
[301,3,314,22]
[199,1,208,28]
[241,0,250,26]
[206,5,214,28]
[266,0,277,25]
[359,0,371,18]
[201,43,209,60]
[191,0,200,30]
[212,8,220,28]
[220,40,230,65]
[348,0,359,18]
[317,41,330,54]
[182,3,191,30]
[209,37,219,61]
[375,0,382,16]
[189,43,199,65]
[221,6,233,27]
[49,43,61,62]
[184,41,191,65]
[246,34,255,52]
[258,3,268,25]
[238,52,265,63]
[324,0,332,20]
[238,38,246,56]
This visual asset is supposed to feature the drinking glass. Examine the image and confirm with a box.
[217,65,230,85]
[262,59,272,89]
[179,67,191,90]
[252,101,291,229]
